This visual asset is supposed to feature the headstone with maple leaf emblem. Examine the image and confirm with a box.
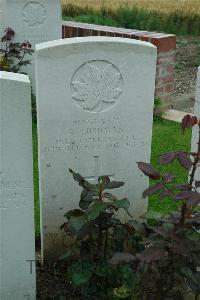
[0,0,62,92]
[35,37,157,261]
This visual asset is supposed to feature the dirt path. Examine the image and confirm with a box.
[173,36,200,112]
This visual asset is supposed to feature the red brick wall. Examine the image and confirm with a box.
[62,21,176,110]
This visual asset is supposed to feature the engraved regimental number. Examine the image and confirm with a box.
[71,60,123,113]
[22,2,46,28]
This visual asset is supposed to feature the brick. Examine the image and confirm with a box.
[141,36,150,42]
[106,31,115,37]
[114,32,123,37]
[163,75,174,84]
[100,31,107,36]
[155,86,164,96]
[157,52,176,65]
[71,27,78,37]
[77,28,85,37]
[150,35,176,52]
[62,26,72,38]
[167,65,175,73]
[164,83,174,94]
[92,29,99,36]
[84,29,92,36]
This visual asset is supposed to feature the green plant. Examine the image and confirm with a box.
[60,115,198,299]
[0,27,33,73]
[131,114,200,299]
[62,2,200,35]
[153,96,163,121]
[60,170,137,299]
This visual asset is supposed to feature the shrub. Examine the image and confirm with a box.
[0,27,33,73]
[60,170,137,299]
[61,114,200,299]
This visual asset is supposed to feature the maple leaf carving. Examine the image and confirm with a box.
[72,62,122,111]
[22,2,46,27]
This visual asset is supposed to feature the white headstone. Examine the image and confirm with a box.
[0,72,36,299]
[0,0,62,92]
[36,37,157,261]
[191,68,200,153]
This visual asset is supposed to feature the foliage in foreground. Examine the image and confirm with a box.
[60,170,136,299]
[61,114,200,300]
[0,27,33,73]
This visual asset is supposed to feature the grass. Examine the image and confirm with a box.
[62,0,200,16]
[33,119,192,239]
[32,122,40,239]
[62,0,200,35]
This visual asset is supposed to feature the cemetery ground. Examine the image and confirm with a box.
[33,35,198,298]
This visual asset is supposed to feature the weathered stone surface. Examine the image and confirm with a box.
[0,0,62,91]
[191,67,200,154]
[0,71,36,299]
[35,37,157,261]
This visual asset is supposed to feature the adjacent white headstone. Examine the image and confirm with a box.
[0,72,36,299]
[0,0,62,92]
[191,68,200,154]
[36,37,157,261]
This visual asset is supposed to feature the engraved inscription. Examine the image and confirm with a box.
[71,60,123,113]
[42,117,148,154]
[0,176,29,210]
[85,156,114,181]
[22,2,46,28]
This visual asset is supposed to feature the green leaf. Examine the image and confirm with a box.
[128,220,147,235]
[70,261,94,287]
[104,180,125,189]
[87,202,106,221]
[112,198,130,210]
[58,250,72,261]
[64,209,84,220]
[71,268,92,286]
[141,209,162,220]
[69,214,87,233]
[103,192,117,201]
[181,268,200,294]
[185,229,200,241]
[79,189,98,210]
[69,168,98,191]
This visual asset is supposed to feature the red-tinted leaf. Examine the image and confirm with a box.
[175,191,192,200]
[137,246,167,263]
[188,116,198,127]
[137,162,160,180]
[174,183,191,191]
[181,114,198,133]
[159,152,177,165]
[195,181,200,188]
[143,182,164,198]
[109,252,136,265]
[162,172,176,183]
[177,152,193,170]
[160,189,173,199]
[187,192,200,206]
[175,191,200,205]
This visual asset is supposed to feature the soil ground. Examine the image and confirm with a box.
[173,36,200,113]
[36,35,200,299]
